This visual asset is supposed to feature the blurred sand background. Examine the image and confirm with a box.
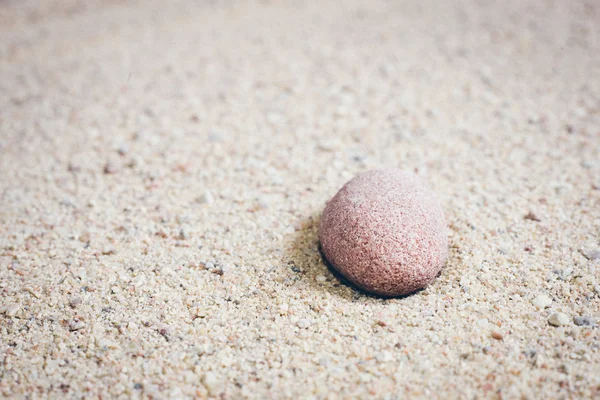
[1,0,599,398]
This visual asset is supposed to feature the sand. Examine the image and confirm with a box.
[0,0,599,398]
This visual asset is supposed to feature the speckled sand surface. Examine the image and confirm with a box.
[1,0,599,398]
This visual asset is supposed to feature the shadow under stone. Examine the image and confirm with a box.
[284,210,425,301]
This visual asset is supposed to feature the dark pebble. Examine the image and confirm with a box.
[573,316,594,326]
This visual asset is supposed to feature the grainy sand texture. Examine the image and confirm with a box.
[1,0,599,398]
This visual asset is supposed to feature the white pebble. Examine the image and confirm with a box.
[532,294,552,309]
[79,231,91,243]
[202,372,222,395]
[69,320,86,331]
[376,351,393,362]
[197,190,214,204]
[316,275,327,283]
[548,312,570,327]
[133,274,146,287]
[102,244,117,255]
[581,248,600,260]
[476,318,490,329]
[297,319,311,329]
[69,296,82,308]
[5,304,20,317]
[204,262,215,270]
[278,303,289,315]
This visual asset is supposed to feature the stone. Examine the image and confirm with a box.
[532,294,552,309]
[103,161,118,174]
[278,303,289,315]
[319,169,448,296]
[297,319,311,329]
[5,304,20,317]
[69,296,82,308]
[548,312,570,327]
[581,248,600,261]
[69,320,86,331]
[201,372,222,396]
[196,190,214,204]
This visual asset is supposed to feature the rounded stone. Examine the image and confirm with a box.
[318,169,448,297]
[548,312,570,327]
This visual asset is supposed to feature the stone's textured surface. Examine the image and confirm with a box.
[319,169,448,296]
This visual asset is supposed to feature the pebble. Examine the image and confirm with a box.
[548,312,570,327]
[491,331,504,340]
[4,304,20,317]
[573,316,594,326]
[581,248,600,261]
[318,169,447,296]
[102,244,117,255]
[69,320,86,331]
[375,351,393,362]
[103,161,118,174]
[278,303,289,315]
[69,296,82,308]
[79,231,91,243]
[297,319,311,329]
[196,190,214,204]
[523,211,541,222]
[201,372,222,396]
[133,274,147,287]
[202,261,214,270]
[532,294,552,309]
[60,197,75,207]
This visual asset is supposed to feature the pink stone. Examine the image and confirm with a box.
[318,169,448,296]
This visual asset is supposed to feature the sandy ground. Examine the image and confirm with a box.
[1,0,599,398]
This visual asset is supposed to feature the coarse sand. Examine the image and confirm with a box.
[1,0,599,398]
